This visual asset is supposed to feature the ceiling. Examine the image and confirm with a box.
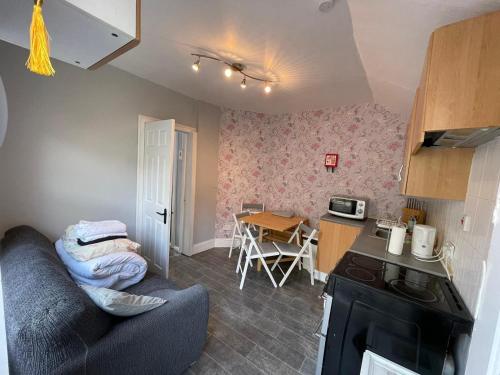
[347,0,500,117]
[112,0,373,114]
[2,0,495,117]
[111,0,500,116]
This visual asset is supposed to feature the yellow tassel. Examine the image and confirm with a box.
[26,0,55,76]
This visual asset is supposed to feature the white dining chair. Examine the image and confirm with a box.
[238,225,280,290]
[271,223,318,287]
[240,202,269,237]
[228,211,256,258]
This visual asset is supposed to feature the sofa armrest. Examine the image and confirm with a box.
[87,284,209,375]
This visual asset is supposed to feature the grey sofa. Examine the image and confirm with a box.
[0,226,209,375]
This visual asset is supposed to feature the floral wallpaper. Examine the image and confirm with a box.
[215,103,407,237]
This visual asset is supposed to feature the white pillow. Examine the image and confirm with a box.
[80,285,167,317]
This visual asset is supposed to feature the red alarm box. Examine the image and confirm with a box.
[325,153,338,168]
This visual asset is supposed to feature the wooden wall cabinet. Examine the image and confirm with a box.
[423,11,500,132]
[410,35,433,154]
[317,220,361,274]
[403,148,474,200]
[0,0,141,70]
[400,88,474,201]
[399,11,500,200]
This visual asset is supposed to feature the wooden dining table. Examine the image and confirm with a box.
[240,211,306,271]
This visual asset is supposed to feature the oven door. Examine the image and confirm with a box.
[329,198,357,216]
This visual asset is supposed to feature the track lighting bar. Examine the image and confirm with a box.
[190,53,277,93]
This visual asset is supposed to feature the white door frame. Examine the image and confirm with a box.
[173,123,198,256]
[136,115,197,255]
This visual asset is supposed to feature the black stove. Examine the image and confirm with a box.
[319,251,473,375]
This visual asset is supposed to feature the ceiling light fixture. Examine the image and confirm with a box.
[192,58,200,72]
[190,53,277,93]
[318,0,335,12]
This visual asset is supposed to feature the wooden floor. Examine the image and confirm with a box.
[169,247,324,375]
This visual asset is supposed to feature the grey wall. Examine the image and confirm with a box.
[0,40,220,243]
[193,101,221,243]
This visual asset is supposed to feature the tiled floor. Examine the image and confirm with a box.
[169,247,324,375]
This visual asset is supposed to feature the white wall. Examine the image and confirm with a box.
[424,137,500,314]
[193,102,221,244]
[0,40,220,244]
[465,192,500,375]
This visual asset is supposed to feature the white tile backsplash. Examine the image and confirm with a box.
[424,137,500,315]
[480,142,500,200]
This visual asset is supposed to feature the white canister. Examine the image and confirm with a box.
[388,224,406,256]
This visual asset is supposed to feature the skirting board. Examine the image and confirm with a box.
[191,239,215,255]
[314,270,328,283]
[214,238,235,248]
[190,238,234,256]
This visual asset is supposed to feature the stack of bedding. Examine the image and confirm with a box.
[55,220,147,290]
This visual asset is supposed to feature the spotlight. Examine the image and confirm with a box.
[240,78,247,89]
[264,84,272,94]
[224,67,233,78]
[192,58,200,72]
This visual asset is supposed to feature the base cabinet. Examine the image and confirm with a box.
[317,220,361,274]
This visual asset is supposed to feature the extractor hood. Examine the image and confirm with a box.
[424,127,500,148]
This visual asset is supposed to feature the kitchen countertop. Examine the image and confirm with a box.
[348,218,447,278]
[320,213,368,228]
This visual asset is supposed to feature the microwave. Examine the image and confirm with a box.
[328,196,368,220]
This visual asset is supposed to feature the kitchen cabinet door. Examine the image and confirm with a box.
[411,35,433,154]
[317,220,361,274]
[400,91,418,194]
[405,147,474,200]
[423,11,500,132]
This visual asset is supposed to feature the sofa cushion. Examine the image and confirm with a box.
[1,226,112,374]
[124,272,180,295]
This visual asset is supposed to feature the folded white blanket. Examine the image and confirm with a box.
[69,220,127,240]
[78,232,129,243]
[63,237,141,262]
[55,240,147,290]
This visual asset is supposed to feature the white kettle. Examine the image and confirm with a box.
[411,224,436,259]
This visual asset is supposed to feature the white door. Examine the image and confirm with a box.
[140,119,175,278]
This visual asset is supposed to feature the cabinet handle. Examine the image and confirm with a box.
[397,164,404,182]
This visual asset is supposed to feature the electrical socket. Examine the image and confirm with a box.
[461,215,472,232]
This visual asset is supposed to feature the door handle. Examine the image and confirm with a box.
[156,208,167,224]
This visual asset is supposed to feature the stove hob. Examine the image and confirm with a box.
[389,279,439,303]
[330,251,467,316]
[350,255,384,270]
[345,267,376,282]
